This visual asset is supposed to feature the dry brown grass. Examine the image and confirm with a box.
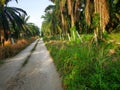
[0,37,36,60]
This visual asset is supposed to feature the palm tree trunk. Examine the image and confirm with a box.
[67,0,74,27]
[60,0,68,35]
[93,0,109,42]
[71,13,74,27]
[94,0,109,32]
[85,0,91,26]
[74,0,80,23]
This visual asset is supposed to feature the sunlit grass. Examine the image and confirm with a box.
[0,37,36,60]
[4,40,11,46]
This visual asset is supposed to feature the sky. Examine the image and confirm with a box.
[8,0,53,28]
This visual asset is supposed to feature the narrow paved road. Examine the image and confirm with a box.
[0,39,63,90]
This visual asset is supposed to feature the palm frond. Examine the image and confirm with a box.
[5,0,18,4]
[45,5,55,12]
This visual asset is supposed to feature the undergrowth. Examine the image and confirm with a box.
[0,37,36,61]
[46,40,120,90]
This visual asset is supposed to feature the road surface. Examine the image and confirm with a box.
[0,39,63,90]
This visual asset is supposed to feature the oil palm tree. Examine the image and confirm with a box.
[0,0,27,41]
[27,23,40,37]
[43,3,61,36]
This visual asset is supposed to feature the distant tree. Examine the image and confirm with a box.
[27,23,40,37]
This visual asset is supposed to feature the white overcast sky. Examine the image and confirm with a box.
[8,0,53,28]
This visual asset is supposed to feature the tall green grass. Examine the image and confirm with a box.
[46,41,120,90]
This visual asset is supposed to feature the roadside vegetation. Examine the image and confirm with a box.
[42,0,120,89]
[45,34,120,90]
[0,37,37,61]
